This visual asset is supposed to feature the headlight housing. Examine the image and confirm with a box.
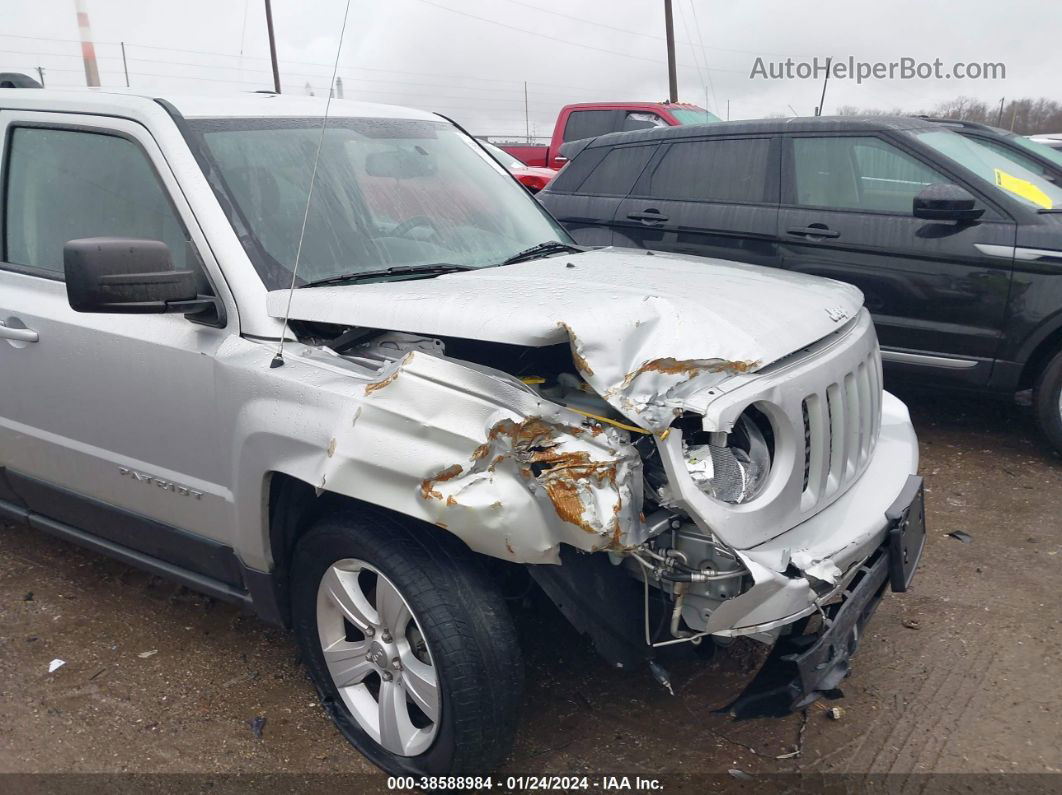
[684,407,773,504]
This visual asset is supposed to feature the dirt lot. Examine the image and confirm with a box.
[1,388,1060,786]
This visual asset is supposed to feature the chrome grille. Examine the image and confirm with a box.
[800,347,882,509]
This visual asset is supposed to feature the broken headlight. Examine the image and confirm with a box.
[684,408,773,504]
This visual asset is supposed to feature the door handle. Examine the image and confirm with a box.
[627,210,669,224]
[787,225,840,239]
[0,319,39,343]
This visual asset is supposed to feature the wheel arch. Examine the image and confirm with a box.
[255,471,487,627]
[1018,317,1062,391]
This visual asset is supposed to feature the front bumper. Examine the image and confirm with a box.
[725,474,926,716]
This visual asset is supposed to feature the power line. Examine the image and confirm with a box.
[408,0,706,69]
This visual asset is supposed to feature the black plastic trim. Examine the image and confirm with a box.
[25,507,252,608]
[6,470,244,587]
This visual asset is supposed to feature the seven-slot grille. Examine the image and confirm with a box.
[800,347,883,508]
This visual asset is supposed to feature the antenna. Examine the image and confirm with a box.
[271,0,353,369]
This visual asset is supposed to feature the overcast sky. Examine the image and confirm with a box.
[1,0,1056,138]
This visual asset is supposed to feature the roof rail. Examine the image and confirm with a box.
[0,72,43,88]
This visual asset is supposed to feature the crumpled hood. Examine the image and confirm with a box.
[267,248,863,430]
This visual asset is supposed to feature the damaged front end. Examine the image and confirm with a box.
[271,263,920,715]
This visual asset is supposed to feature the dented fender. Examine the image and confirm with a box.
[222,337,646,567]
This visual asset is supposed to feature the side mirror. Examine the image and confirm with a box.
[913,183,985,222]
[64,238,211,315]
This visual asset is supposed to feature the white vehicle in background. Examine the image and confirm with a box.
[1029,133,1062,151]
[0,84,923,776]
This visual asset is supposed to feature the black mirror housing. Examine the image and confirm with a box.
[913,183,985,222]
[64,238,209,315]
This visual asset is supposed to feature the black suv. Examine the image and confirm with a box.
[538,116,1062,454]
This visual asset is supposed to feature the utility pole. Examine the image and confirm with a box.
[120,41,130,87]
[815,56,832,116]
[997,97,1005,127]
[74,0,101,87]
[663,0,678,103]
[35,66,45,87]
[335,76,344,99]
[524,81,530,143]
[726,99,730,120]
[264,0,281,93]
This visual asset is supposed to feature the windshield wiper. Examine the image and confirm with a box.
[300,263,473,288]
[1036,208,1062,214]
[501,240,583,266]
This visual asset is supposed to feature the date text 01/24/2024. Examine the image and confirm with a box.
[387,776,664,791]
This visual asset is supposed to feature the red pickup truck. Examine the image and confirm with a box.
[499,101,719,169]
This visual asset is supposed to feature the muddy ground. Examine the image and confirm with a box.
[1,388,1060,787]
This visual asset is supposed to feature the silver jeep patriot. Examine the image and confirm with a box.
[0,89,925,776]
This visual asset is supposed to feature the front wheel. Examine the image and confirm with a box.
[1034,348,1062,456]
[291,509,524,775]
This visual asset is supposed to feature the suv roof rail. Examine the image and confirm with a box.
[915,115,1000,133]
[0,72,43,88]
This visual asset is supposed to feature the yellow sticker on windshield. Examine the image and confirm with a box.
[994,168,1053,209]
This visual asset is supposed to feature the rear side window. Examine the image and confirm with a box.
[792,136,943,213]
[575,146,656,196]
[3,127,191,275]
[646,138,770,203]
[562,110,619,142]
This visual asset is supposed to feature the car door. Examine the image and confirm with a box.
[0,112,240,578]
[778,132,1017,385]
[539,143,658,246]
[612,135,782,268]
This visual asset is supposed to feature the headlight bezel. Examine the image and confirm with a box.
[679,405,776,505]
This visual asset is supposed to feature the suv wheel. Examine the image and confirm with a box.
[291,509,523,775]
[1034,348,1062,456]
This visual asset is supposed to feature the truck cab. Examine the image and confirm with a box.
[499,101,719,169]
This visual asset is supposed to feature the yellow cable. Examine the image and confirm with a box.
[519,376,648,435]
[565,407,649,435]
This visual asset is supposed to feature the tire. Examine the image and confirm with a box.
[1033,348,1062,456]
[291,508,524,775]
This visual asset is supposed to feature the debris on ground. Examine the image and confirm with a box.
[248,716,267,739]
[137,650,158,659]
[47,659,65,673]
[902,618,921,629]
[826,706,845,720]
[728,769,753,780]
[946,530,973,543]
[22,592,32,601]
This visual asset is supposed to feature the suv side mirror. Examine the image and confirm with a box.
[913,183,985,222]
[64,238,214,316]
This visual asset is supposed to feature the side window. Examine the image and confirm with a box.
[4,127,192,276]
[646,138,770,203]
[793,136,944,213]
[575,145,656,196]
[562,110,619,142]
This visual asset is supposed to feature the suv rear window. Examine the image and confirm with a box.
[645,138,769,203]
[575,146,656,196]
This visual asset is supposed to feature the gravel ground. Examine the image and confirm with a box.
[1,388,1060,787]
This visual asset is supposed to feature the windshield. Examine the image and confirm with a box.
[670,107,722,125]
[913,128,1062,210]
[1013,135,1062,170]
[189,117,570,289]
[480,140,525,169]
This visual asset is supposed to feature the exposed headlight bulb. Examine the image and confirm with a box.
[685,411,772,504]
